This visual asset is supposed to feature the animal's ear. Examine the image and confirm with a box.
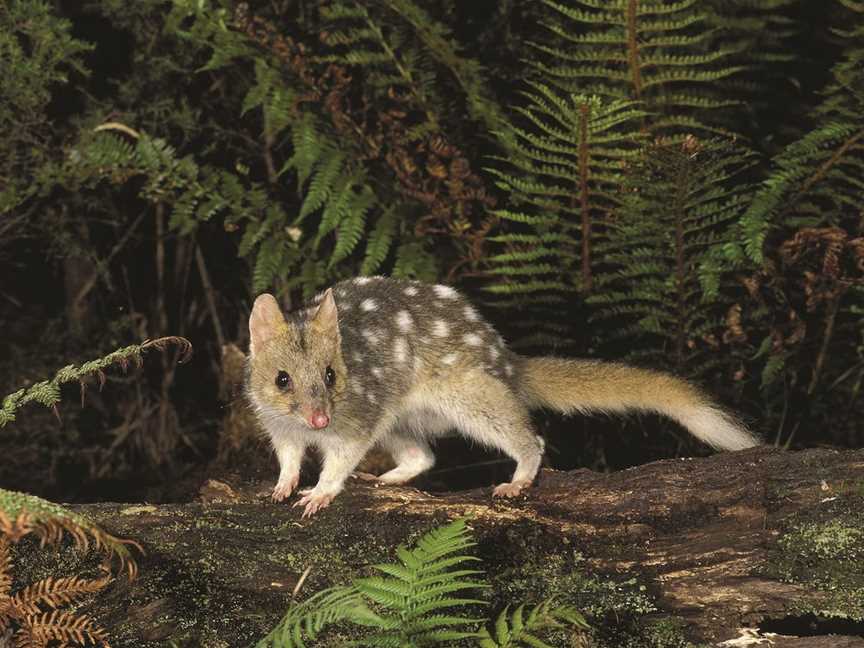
[249,294,285,356]
[309,289,340,342]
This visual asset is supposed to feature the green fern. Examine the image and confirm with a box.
[0,337,191,428]
[380,0,508,137]
[0,0,92,218]
[319,1,442,134]
[0,341,192,577]
[259,519,591,647]
[258,518,487,647]
[361,206,399,275]
[486,90,645,349]
[318,0,504,138]
[393,238,440,281]
[702,0,800,137]
[531,0,744,134]
[732,1,864,264]
[588,137,755,376]
[476,600,589,648]
[165,3,399,296]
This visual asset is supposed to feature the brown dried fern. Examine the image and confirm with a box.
[11,575,113,617]
[0,531,114,648]
[16,610,110,648]
[0,493,140,579]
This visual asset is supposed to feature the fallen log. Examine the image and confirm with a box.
[10,446,864,647]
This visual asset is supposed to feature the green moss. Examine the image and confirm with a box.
[491,551,654,618]
[487,549,707,648]
[642,617,710,648]
[766,496,864,620]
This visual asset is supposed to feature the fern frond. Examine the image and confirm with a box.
[252,237,290,295]
[360,207,398,275]
[736,6,864,263]
[0,338,191,428]
[298,149,346,221]
[589,136,754,376]
[11,575,112,616]
[257,586,377,648]
[531,0,742,135]
[15,610,109,647]
[330,188,373,267]
[487,89,644,350]
[259,519,487,647]
[0,492,139,579]
[476,600,589,648]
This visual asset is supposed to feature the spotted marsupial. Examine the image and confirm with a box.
[246,276,759,517]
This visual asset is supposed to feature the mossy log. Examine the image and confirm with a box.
[11,446,864,647]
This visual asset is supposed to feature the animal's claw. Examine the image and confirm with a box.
[293,489,336,517]
[271,474,299,502]
[492,480,531,498]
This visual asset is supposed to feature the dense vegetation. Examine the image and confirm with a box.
[1,0,863,501]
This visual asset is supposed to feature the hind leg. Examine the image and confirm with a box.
[416,369,544,497]
[374,433,437,484]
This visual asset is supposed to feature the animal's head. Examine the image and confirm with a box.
[246,291,347,430]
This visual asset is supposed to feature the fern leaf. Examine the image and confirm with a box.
[329,185,374,267]
[360,206,397,275]
[298,149,345,221]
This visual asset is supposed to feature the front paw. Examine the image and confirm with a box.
[272,473,300,502]
[293,488,337,518]
[492,479,531,498]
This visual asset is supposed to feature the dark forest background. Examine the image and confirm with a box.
[1,0,863,503]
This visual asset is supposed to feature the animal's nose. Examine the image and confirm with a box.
[308,411,330,429]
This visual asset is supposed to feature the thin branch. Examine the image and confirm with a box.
[195,244,226,350]
[72,211,147,310]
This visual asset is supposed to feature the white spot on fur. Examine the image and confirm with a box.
[361,298,377,312]
[362,329,383,346]
[442,353,459,366]
[432,320,450,337]
[393,337,407,364]
[354,277,372,285]
[464,305,479,321]
[434,285,458,299]
[504,363,514,377]
[489,346,500,361]
[367,392,378,404]
[352,383,364,396]
[371,367,383,378]
[463,333,482,346]
[404,286,418,297]
[352,351,362,363]
[395,310,414,332]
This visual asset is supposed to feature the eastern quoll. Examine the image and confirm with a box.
[246,276,758,517]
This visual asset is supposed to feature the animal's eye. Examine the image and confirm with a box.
[275,371,293,391]
[324,366,336,387]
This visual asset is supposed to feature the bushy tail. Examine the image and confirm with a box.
[514,356,759,451]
